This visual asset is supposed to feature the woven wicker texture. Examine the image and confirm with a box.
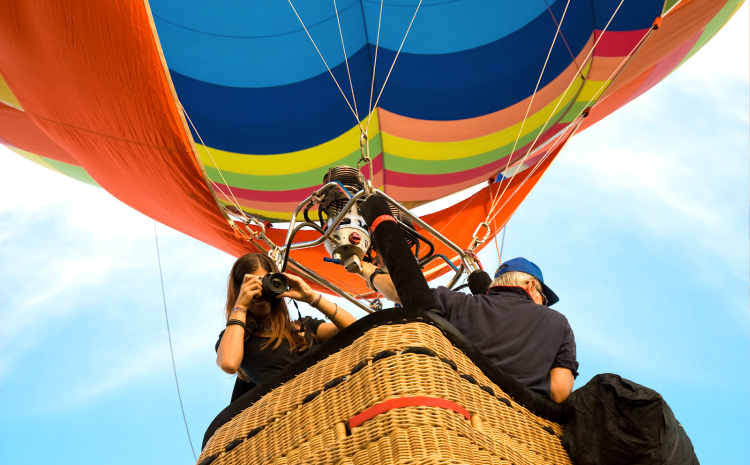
[198,321,572,465]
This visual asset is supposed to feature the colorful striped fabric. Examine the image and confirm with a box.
[145,0,742,221]
[0,0,743,293]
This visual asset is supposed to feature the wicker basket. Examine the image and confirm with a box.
[199,317,572,465]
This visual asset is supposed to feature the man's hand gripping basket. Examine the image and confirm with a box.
[198,309,573,465]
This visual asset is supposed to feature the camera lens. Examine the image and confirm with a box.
[262,273,288,298]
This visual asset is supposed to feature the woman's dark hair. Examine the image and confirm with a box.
[226,253,309,353]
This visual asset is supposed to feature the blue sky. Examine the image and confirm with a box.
[1,6,748,464]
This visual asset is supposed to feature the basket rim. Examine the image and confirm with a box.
[202,307,565,449]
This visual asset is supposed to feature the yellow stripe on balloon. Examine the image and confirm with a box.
[8,146,66,174]
[381,79,582,161]
[196,112,380,176]
[0,73,22,110]
[576,79,611,103]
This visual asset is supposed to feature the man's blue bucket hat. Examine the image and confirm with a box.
[494,257,559,306]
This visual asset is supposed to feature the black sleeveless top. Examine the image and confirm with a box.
[215,317,325,385]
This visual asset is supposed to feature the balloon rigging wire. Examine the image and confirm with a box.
[366,0,385,128]
[486,0,626,224]
[543,0,583,77]
[489,0,572,221]
[334,0,359,122]
[486,17,654,227]
[366,0,424,130]
[486,117,583,228]
[180,103,249,222]
[497,223,506,265]
[288,0,364,131]
[153,221,197,461]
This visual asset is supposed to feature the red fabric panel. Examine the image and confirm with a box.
[593,29,651,57]
[349,396,470,428]
[0,1,249,259]
[0,104,77,164]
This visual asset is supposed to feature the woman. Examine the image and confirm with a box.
[215,253,357,386]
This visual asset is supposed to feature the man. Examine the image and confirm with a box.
[361,257,578,403]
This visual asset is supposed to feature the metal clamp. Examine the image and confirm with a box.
[466,221,491,253]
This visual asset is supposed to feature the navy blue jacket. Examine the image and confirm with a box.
[432,286,578,398]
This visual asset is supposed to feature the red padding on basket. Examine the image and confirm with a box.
[369,214,396,232]
[348,396,470,428]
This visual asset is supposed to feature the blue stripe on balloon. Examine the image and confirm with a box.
[173,0,592,154]
[153,0,561,88]
[593,0,663,31]
[170,0,663,154]
[172,48,373,155]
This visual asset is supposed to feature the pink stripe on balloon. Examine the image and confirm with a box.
[622,29,703,104]
[594,29,651,57]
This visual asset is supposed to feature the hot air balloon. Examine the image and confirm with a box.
[0,1,742,464]
[0,0,743,308]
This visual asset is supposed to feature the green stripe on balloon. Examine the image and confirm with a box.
[383,100,577,175]
[202,133,383,191]
[676,0,744,69]
[44,158,100,187]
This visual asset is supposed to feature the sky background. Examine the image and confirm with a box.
[1,6,748,464]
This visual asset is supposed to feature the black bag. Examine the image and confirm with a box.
[561,373,698,465]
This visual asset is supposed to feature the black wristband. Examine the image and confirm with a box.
[227,319,258,337]
[368,267,389,290]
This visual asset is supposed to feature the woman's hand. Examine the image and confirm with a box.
[235,274,263,308]
[278,273,317,305]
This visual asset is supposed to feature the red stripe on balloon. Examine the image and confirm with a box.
[384,123,568,189]
[593,29,650,57]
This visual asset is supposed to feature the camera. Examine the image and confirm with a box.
[261,272,289,298]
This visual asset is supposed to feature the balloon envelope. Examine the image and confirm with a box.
[0,0,743,293]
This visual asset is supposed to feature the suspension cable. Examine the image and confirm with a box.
[367,0,385,121]
[333,0,359,122]
[287,0,364,130]
[366,0,424,130]
[181,103,249,222]
[486,117,583,227]
[153,221,197,461]
[486,12,654,229]
[485,0,625,221]
[543,0,582,76]
[494,0,571,202]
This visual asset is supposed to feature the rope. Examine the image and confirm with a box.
[579,28,653,110]
[498,225,506,264]
[543,0,583,76]
[366,0,424,130]
[153,221,197,461]
[367,0,385,121]
[485,0,626,223]
[288,0,364,131]
[485,22,654,229]
[333,0,359,121]
[181,103,248,222]
[490,0,572,221]
[484,120,580,228]
[493,219,502,263]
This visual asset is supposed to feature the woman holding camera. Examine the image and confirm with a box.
[215,253,356,386]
